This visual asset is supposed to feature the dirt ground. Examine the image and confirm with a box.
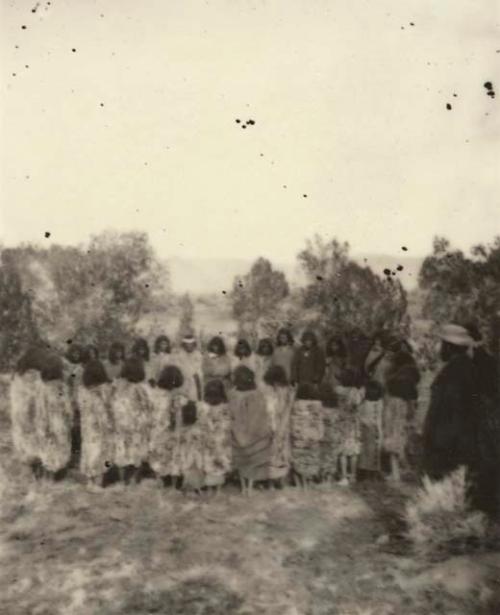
[1,385,500,615]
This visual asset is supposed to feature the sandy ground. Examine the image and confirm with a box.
[1,384,500,615]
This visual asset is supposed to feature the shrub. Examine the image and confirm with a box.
[405,467,488,560]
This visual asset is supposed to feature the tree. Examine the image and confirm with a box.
[296,235,409,338]
[231,258,289,339]
[419,236,500,351]
[0,232,171,360]
[0,250,41,371]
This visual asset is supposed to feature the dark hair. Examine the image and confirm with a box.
[233,365,256,392]
[441,339,468,359]
[66,343,85,365]
[207,336,226,356]
[17,346,48,374]
[276,328,294,347]
[465,322,482,343]
[204,379,227,405]
[319,383,338,408]
[83,359,110,387]
[301,330,317,346]
[234,339,252,359]
[263,365,288,387]
[257,338,274,356]
[326,336,347,359]
[154,335,171,354]
[121,357,146,383]
[182,400,198,426]
[108,342,125,363]
[157,365,184,391]
[40,353,64,382]
[131,338,150,361]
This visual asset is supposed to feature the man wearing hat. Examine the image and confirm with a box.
[422,323,477,481]
[465,322,500,518]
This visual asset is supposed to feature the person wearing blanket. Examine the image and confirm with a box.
[199,379,232,493]
[262,365,295,486]
[149,365,185,487]
[111,357,153,484]
[10,348,73,480]
[78,359,114,486]
[229,366,273,497]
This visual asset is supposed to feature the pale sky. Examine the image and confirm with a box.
[1,0,499,263]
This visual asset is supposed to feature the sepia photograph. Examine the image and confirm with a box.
[1,1,499,613]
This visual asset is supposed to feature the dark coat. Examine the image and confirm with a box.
[469,348,500,517]
[423,353,476,480]
[291,347,326,386]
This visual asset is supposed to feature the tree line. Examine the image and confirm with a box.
[1,231,499,372]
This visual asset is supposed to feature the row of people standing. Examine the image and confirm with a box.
[10,327,422,492]
[62,328,329,401]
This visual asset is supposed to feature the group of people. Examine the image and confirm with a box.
[9,327,421,494]
[8,323,500,513]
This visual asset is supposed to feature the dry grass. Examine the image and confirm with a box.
[1,375,500,614]
[405,467,488,560]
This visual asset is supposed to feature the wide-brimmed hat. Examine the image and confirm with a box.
[437,324,474,347]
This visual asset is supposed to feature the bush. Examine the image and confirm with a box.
[297,235,409,338]
[405,467,488,560]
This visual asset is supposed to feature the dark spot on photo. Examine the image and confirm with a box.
[242,125,247,129]
[44,231,51,238]
[222,290,227,295]
[105,461,111,468]
[453,93,457,98]
[145,284,149,288]
[402,246,408,251]
[316,275,324,281]
[72,48,77,53]
[12,73,17,77]
[66,339,72,345]
[446,103,452,110]
[100,102,104,107]
[484,81,493,90]
[303,194,308,198]
[247,119,255,125]
[235,119,241,123]
[22,25,27,30]
[397,265,404,271]
[283,185,287,189]
[383,268,391,276]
